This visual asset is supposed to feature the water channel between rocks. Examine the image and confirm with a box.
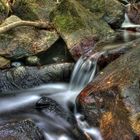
[1,2,140,139]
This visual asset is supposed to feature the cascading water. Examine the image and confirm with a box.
[122,13,140,28]
[0,54,103,140]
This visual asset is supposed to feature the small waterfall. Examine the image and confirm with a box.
[122,13,140,28]
[0,53,103,140]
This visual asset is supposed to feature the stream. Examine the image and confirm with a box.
[0,5,140,139]
[0,54,102,140]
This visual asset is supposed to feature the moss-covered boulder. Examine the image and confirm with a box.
[50,0,115,60]
[11,0,58,21]
[77,0,125,29]
[77,46,140,140]
[0,15,59,60]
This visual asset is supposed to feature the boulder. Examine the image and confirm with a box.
[11,0,58,21]
[50,0,115,60]
[78,0,125,29]
[77,46,140,140]
[0,63,73,92]
[0,15,59,60]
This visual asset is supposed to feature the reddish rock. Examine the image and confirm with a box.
[77,46,140,140]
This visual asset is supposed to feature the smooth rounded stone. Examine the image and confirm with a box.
[77,47,140,140]
[11,61,23,67]
[0,56,10,69]
[78,0,125,29]
[50,0,115,60]
[26,56,40,66]
[0,119,44,140]
[0,63,74,92]
[0,15,59,60]
[11,0,59,21]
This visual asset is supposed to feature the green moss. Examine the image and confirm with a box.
[54,15,84,34]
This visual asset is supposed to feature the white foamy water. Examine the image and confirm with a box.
[0,54,103,140]
[122,13,140,28]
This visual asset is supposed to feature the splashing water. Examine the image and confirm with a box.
[122,13,140,28]
[0,53,103,140]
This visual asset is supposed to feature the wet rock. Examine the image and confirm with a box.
[35,96,86,140]
[26,56,40,66]
[103,0,125,29]
[11,61,23,68]
[0,63,73,92]
[36,96,76,126]
[93,33,140,69]
[11,0,58,21]
[0,56,10,69]
[126,2,140,24]
[78,0,125,29]
[50,0,115,60]
[0,119,44,140]
[0,95,85,140]
[77,47,140,140]
[0,15,59,60]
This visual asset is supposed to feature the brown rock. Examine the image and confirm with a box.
[0,56,10,69]
[77,46,140,140]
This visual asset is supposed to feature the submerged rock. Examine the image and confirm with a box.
[0,95,85,140]
[0,63,73,92]
[77,47,140,140]
[0,15,59,60]
[0,119,44,140]
[50,0,115,60]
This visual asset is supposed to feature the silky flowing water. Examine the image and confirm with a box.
[0,54,102,140]
[0,9,139,140]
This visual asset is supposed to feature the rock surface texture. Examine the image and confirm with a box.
[78,46,140,140]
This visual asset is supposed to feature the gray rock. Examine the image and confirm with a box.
[0,63,74,92]
[0,119,44,140]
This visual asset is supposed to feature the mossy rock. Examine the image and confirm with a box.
[50,0,115,59]
[77,46,140,140]
[11,0,58,21]
[78,0,125,29]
